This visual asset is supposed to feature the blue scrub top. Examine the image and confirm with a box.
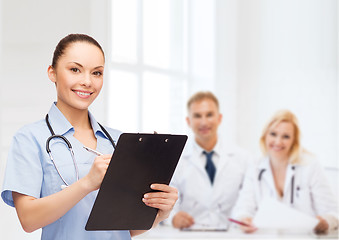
[1,103,131,240]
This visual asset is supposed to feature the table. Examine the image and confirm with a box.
[133,225,338,240]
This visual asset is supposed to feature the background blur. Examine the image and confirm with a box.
[0,0,338,239]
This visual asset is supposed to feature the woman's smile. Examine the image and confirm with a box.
[72,90,93,99]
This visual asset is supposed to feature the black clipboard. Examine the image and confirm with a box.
[85,133,187,231]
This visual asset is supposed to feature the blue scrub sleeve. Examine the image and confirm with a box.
[1,129,43,207]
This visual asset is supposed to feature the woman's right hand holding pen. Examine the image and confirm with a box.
[12,154,113,233]
[83,154,112,192]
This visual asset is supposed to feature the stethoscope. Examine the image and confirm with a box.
[258,165,298,204]
[45,114,116,189]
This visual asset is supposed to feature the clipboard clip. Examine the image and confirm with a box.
[138,131,157,142]
[138,131,168,143]
[153,131,169,142]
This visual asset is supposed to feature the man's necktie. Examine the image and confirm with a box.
[203,151,216,184]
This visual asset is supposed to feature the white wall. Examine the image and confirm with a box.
[189,0,338,169]
[0,0,106,239]
[338,0,339,162]
[235,0,337,167]
[215,0,238,146]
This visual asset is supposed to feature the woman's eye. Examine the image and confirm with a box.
[270,132,277,137]
[283,135,290,139]
[71,68,80,73]
[93,71,103,76]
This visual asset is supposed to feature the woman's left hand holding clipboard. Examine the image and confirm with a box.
[129,184,178,237]
[142,184,178,225]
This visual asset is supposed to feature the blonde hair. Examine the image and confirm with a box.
[187,91,219,111]
[260,110,301,164]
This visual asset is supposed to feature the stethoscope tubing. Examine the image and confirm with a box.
[258,166,295,204]
[46,134,79,187]
[45,114,115,189]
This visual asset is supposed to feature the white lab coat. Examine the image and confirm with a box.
[168,138,250,229]
[232,153,339,230]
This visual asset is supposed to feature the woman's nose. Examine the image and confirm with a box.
[274,137,283,145]
[81,74,91,86]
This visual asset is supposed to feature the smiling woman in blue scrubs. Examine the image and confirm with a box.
[1,34,178,240]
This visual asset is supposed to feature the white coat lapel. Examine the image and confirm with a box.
[213,150,231,183]
[259,158,277,198]
[189,142,212,176]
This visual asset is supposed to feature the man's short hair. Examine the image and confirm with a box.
[187,91,219,111]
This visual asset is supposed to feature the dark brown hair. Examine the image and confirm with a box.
[51,33,104,68]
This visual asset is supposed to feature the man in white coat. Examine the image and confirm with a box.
[169,91,250,230]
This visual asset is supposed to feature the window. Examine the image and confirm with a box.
[108,0,188,134]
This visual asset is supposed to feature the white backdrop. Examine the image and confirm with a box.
[0,0,337,239]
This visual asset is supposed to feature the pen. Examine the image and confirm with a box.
[228,218,251,227]
[83,146,103,156]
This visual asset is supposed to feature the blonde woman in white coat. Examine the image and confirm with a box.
[232,110,338,234]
